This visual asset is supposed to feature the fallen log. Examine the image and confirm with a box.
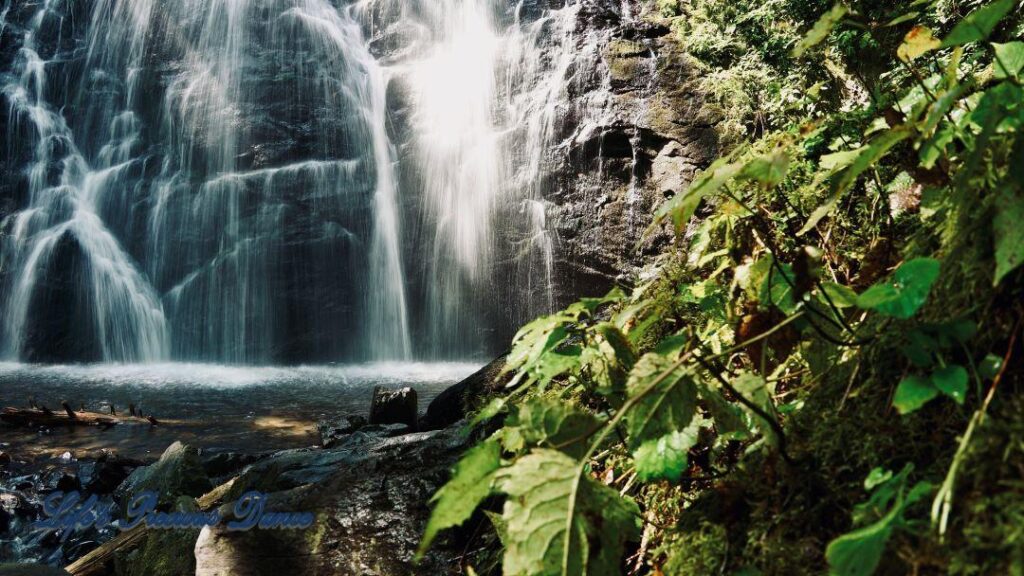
[0,406,153,428]
[65,477,237,576]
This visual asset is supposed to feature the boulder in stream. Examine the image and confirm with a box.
[368,386,418,429]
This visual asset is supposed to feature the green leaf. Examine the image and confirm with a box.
[696,381,750,438]
[650,156,744,234]
[931,364,968,404]
[759,261,797,314]
[941,0,1017,48]
[856,258,941,319]
[793,4,849,57]
[625,352,698,449]
[496,449,641,576]
[864,468,893,491]
[581,323,637,395]
[893,375,939,415]
[979,353,1003,380]
[993,41,1024,79]
[994,186,1024,285]
[633,419,702,483]
[820,281,859,308]
[826,506,898,576]
[419,439,501,557]
[733,372,778,441]
[739,149,790,188]
[897,26,940,62]
[501,399,601,458]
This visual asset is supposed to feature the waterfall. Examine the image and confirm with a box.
[0,0,585,364]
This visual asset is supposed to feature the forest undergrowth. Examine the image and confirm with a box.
[421,0,1024,573]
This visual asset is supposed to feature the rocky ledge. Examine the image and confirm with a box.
[0,361,500,576]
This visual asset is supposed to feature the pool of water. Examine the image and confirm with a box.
[0,362,480,460]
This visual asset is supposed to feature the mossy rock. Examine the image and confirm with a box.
[115,441,212,513]
[114,496,202,576]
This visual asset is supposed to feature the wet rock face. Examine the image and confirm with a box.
[544,4,718,301]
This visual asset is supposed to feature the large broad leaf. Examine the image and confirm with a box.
[793,4,849,57]
[893,374,939,415]
[738,149,790,188]
[941,0,1017,48]
[501,399,601,458]
[826,507,898,576]
[856,258,941,319]
[497,449,641,576]
[633,418,702,483]
[993,41,1024,79]
[897,26,940,62]
[625,350,698,449]
[418,439,501,556]
[994,185,1024,285]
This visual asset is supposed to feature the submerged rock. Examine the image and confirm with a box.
[369,387,418,429]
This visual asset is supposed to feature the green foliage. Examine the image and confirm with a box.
[418,439,501,557]
[421,0,1024,573]
[855,258,941,319]
[826,465,933,576]
[495,449,641,576]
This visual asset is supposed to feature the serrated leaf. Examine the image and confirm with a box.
[793,4,849,57]
[496,449,641,576]
[993,41,1024,79]
[994,185,1024,285]
[931,365,968,404]
[419,439,501,557]
[501,399,600,458]
[893,375,939,414]
[633,419,701,483]
[856,258,941,319]
[625,352,698,449]
[897,26,940,62]
[941,0,1016,48]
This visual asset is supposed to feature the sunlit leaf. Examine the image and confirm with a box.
[993,41,1024,79]
[897,26,940,62]
[501,399,600,458]
[633,419,701,483]
[496,449,641,576]
[625,351,698,449]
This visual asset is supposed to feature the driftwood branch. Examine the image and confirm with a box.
[65,477,238,576]
[0,407,154,428]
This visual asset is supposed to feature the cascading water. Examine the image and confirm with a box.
[0,0,589,364]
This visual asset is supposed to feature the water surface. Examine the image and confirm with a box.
[0,362,479,460]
